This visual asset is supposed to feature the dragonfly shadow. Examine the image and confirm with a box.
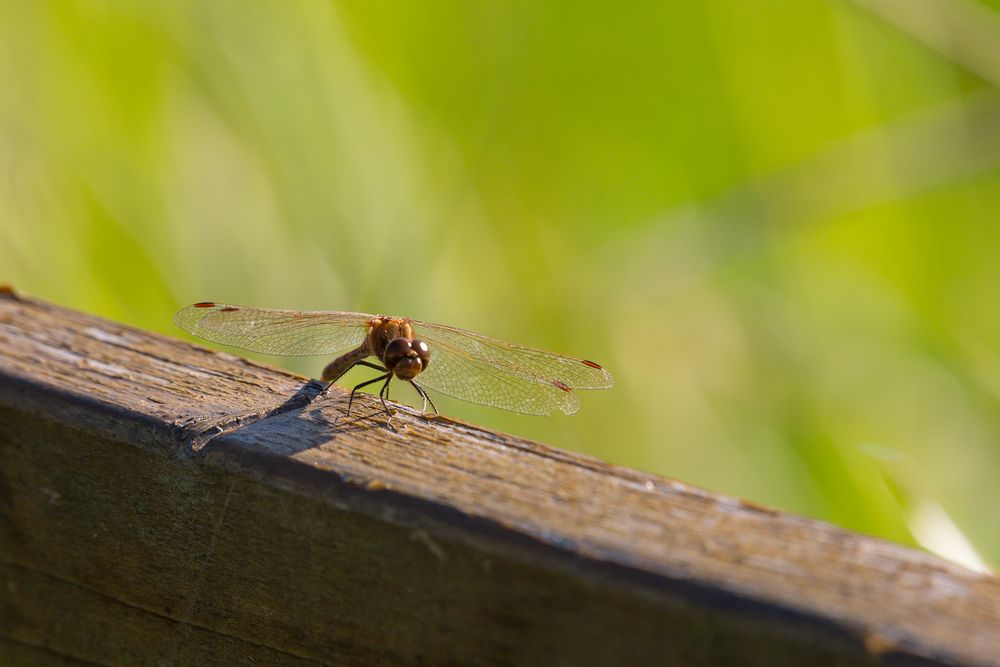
[272,379,389,438]
[186,375,440,458]
[183,380,334,452]
[277,379,328,413]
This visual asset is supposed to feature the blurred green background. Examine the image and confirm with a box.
[2,0,999,571]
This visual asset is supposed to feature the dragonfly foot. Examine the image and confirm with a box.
[333,413,356,429]
[384,411,401,431]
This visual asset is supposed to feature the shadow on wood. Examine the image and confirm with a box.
[1,290,998,666]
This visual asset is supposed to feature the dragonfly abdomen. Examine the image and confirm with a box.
[321,343,371,383]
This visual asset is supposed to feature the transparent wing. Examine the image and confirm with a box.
[414,337,581,415]
[174,302,372,356]
[412,321,613,415]
[412,320,614,389]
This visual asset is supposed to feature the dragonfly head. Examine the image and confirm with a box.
[383,338,430,380]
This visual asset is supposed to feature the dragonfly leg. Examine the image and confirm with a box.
[410,381,439,416]
[379,375,402,429]
[326,359,387,387]
[355,360,388,373]
[378,374,394,417]
[347,373,390,416]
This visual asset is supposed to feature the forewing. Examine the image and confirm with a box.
[414,337,580,415]
[174,302,371,356]
[412,320,614,390]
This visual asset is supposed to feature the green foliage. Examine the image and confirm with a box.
[2,0,998,568]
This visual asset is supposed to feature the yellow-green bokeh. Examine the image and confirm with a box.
[3,0,999,569]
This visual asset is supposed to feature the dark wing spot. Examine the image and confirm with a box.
[581,359,603,369]
[220,307,240,312]
[194,302,216,308]
[551,380,573,393]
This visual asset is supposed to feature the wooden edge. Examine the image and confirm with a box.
[1,292,999,666]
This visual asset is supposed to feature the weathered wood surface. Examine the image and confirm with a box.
[0,290,998,667]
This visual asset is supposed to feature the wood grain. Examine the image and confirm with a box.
[0,290,998,666]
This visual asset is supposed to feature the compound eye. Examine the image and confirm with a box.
[412,339,430,370]
[382,338,412,369]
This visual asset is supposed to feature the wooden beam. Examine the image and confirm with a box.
[1,290,998,666]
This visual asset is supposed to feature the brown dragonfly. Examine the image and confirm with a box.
[174,302,613,419]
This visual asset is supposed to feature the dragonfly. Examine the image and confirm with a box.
[174,302,614,420]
